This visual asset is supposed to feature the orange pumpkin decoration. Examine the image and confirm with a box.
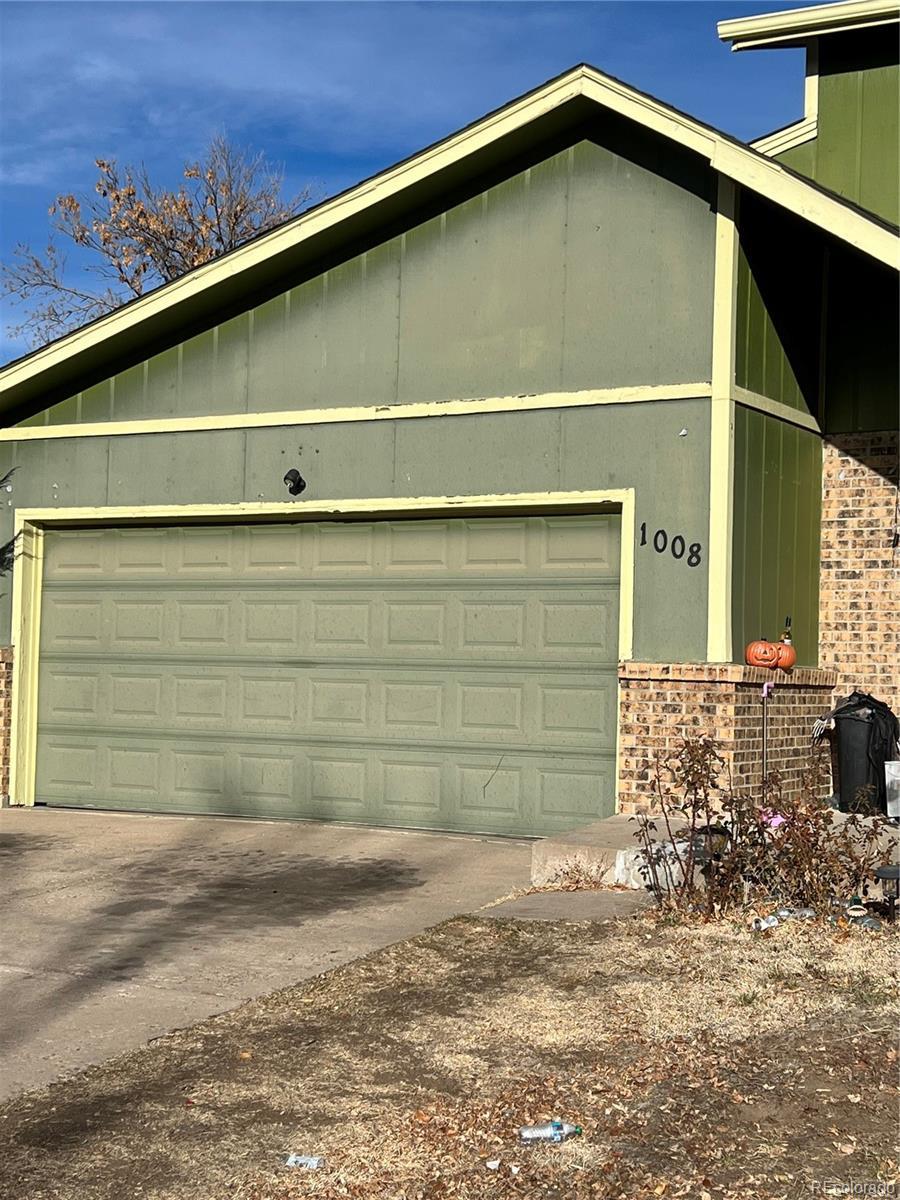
[774,641,796,671]
[745,639,780,669]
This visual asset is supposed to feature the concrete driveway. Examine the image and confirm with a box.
[0,807,531,1099]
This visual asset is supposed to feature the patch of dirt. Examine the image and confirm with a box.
[0,915,897,1199]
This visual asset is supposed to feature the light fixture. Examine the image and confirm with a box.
[283,469,307,496]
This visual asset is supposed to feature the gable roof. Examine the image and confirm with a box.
[1,62,897,418]
[718,0,899,52]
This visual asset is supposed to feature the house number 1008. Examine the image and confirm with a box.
[639,523,702,567]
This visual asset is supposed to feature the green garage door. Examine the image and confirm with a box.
[36,515,620,836]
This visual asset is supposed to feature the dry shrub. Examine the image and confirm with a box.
[635,737,897,916]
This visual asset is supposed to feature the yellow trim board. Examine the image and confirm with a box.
[9,488,636,807]
[9,517,43,809]
[1,61,896,416]
[718,0,898,50]
[709,139,897,268]
[1,383,713,443]
[752,117,817,157]
[733,386,822,433]
[4,383,831,444]
[707,178,738,663]
[805,42,820,122]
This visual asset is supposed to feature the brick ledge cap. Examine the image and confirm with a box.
[618,661,837,687]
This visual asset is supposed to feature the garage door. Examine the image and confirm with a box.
[35,515,620,835]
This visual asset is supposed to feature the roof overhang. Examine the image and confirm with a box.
[718,0,899,51]
[1,62,897,418]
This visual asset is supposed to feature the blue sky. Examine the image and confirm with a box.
[0,1,816,363]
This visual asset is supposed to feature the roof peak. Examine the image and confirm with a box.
[1,59,895,412]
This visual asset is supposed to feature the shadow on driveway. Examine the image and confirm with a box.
[0,820,423,1056]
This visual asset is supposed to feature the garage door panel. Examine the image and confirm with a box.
[42,740,100,791]
[42,530,106,576]
[109,746,162,796]
[35,734,618,833]
[40,665,616,750]
[113,599,167,647]
[42,518,622,582]
[109,674,163,720]
[240,753,295,807]
[538,760,618,824]
[177,527,236,572]
[537,677,618,743]
[41,597,104,650]
[44,587,618,665]
[458,762,524,819]
[240,677,298,727]
[40,668,101,722]
[37,515,621,835]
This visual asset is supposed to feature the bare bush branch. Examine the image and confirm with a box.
[634,736,897,920]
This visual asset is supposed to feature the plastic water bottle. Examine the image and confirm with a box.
[518,1119,582,1143]
[285,1154,323,1169]
[751,914,779,932]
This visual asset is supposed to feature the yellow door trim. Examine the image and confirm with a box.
[2,383,712,443]
[9,516,44,810]
[707,177,738,663]
[10,487,635,808]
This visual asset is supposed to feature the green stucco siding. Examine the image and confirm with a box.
[0,399,711,663]
[776,140,816,181]
[776,31,899,225]
[741,33,899,432]
[731,407,822,667]
[23,139,716,428]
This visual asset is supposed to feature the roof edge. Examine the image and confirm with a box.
[718,0,899,51]
[751,115,818,155]
[1,61,897,415]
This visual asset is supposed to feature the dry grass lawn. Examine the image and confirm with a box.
[1,912,897,1199]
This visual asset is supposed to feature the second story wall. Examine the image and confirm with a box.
[777,28,899,225]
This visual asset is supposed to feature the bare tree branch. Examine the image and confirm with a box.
[2,136,315,348]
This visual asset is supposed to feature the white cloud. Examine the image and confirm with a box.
[72,52,138,86]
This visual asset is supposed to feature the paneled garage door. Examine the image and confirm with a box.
[35,515,620,836]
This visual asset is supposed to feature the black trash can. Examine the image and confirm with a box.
[816,692,900,814]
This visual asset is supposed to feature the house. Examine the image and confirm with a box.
[0,0,896,835]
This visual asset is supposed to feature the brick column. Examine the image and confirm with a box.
[820,432,899,709]
[0,647,12,802]
[617,662,836,813]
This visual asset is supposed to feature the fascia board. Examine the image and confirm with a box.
[711,140,899,267]
[718,1,899,50]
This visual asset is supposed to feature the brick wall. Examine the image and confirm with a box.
[617,662,837,813]
[820,431,899,710]
[0,646,12,802]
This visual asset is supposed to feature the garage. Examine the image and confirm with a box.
[34,513,620,836]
